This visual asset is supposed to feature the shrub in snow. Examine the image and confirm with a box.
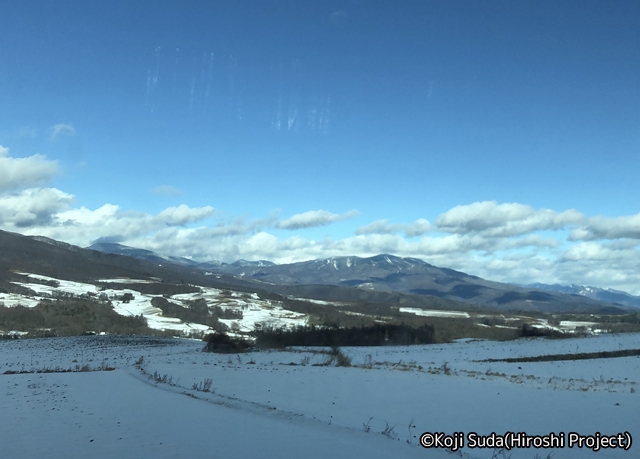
[202,332,251,353]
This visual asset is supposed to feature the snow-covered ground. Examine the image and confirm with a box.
[1,333,638,459]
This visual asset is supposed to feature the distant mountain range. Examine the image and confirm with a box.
[525,283,640,308]
[3,230,638,343]
[89,243,274,271]
[88,243,638,314]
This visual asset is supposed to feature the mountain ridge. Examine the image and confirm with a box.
[525,282,640,308]
[86,241,635,314]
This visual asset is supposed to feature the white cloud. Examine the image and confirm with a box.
[569,214,640,241]
[157,205,215,226]
[51,203,215,233]
[355,219,394,235]
[555,241,640,292]
[562,242,612,262]
[435,201,585,237]
[277,209,359,230]
[355,218,431,237]
[0,145,60,191]
[405,219,432,237]
[3,200,215,248]
[49,123,76,141]
[0,188,73,227]
[152,185,183,196]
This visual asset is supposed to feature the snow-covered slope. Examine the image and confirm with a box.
[3,273,307,335]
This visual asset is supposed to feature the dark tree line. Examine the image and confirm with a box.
[0,300,150,337]
[252,323,436,348]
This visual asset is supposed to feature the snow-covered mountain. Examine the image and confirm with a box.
[211,254,638,312]
[526,282,640,308]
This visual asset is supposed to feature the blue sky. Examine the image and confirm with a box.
[1,1,640,293]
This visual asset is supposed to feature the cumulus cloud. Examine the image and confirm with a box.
[355,218,431,237]
[553,240,640,293]
[1,163,638,297]
[277,209,359,230]
[2,199,215,248]
[156,205,215,226]
[569,214,640,241]
[355,219,393,235]
[0,188,74,227]
[435,201,585,237]
[49,123,76,140]
[0,145,60,191]
[561,242,613,262]
[152,185,183,196]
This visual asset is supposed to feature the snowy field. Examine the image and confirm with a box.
[1,333,638,459]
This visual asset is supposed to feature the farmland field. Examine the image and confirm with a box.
[1,333,638,459]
